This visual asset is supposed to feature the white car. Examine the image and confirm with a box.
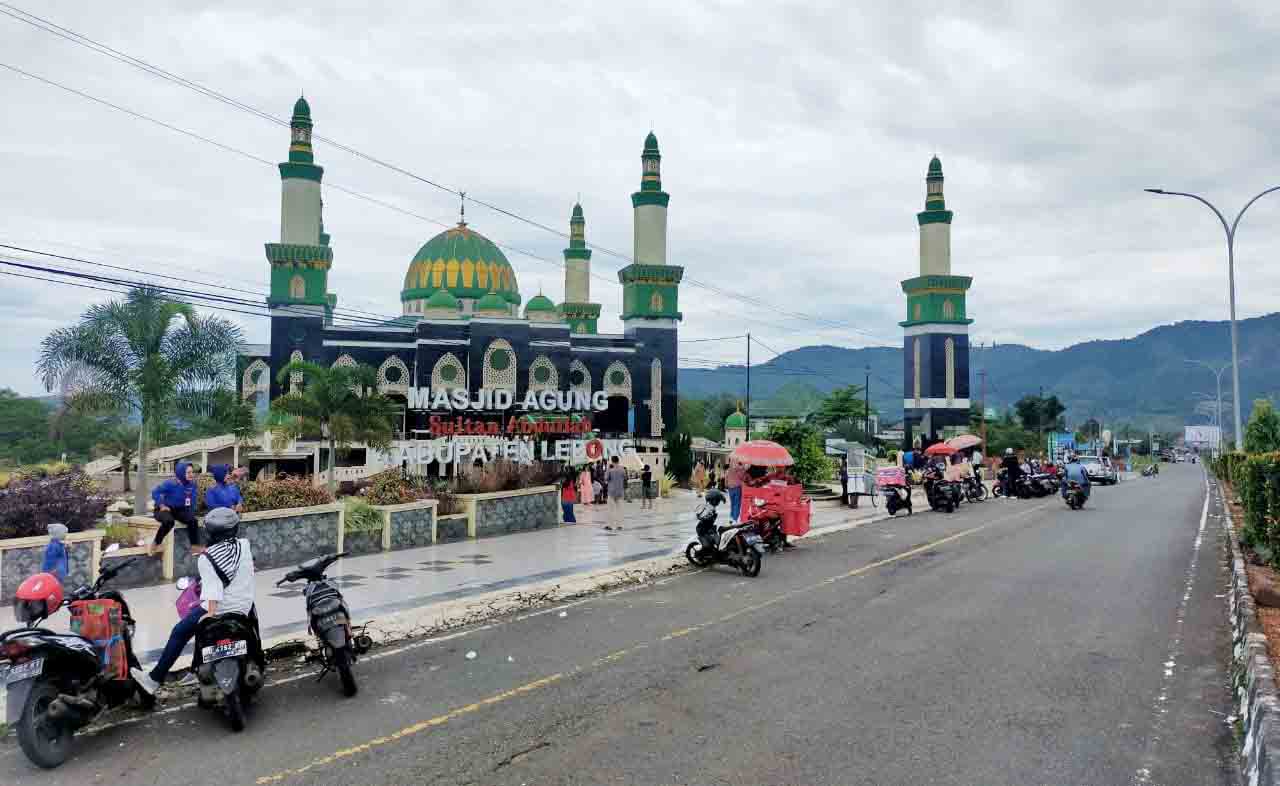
[1077,455,1118,485]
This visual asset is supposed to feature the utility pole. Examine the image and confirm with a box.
[745,333,751,437]
[864,364,871,443]
[979,369,988,450]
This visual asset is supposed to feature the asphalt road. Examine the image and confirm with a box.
[0,463,1238,785]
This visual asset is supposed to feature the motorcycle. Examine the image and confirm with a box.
[686,498,765,577]
[962,474,988,502]
[1,558,154,769]
[276,553,372,697]
[922,466,963,513]
[743,496,788,553]
[1064,480,1087,510]
[179,574,265,732]
[1142,463,1159,477]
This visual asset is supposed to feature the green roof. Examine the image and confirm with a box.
[476,290,509,313]
[402,223,521,305]
[725,409,747,429]
[293,96,311,121]
[571,203,584,220]
[425,289,459,308]
[928,155,943,176]
[644,131,659,154]
[524,293,556,313]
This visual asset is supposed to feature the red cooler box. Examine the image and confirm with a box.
[782,497,812,537]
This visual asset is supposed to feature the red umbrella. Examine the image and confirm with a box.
[924,442,957,457]
[730,440,795,466]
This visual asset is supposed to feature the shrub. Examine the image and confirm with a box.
[241,478,334,513]
[435,488,464,515]
[102,522,139,548]
[364,469,416,506]
[659,472,676,498]
[343,498,385,533]
[0,470,110,539]
[453,461,560,494]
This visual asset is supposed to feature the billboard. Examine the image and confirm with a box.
[1184,425,1221,453]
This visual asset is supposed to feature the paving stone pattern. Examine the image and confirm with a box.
[437,514,469,543]
[474,491,558,538]
[389,507,434,550]
[344,529,383,556]
[2,540,95,602]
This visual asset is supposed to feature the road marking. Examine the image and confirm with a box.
[255,500,1051,784]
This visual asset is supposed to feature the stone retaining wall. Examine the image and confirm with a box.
[0,530,102,602]
[1222,475,1280,785]
[436,513,469,543]
[100,547,165,590]
[378,501,436,551]
[464,486,559,538]
[343,529,383,556]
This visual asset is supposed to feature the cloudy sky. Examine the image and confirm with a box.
[1,0,1277,396]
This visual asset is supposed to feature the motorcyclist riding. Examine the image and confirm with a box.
[1060,452,1091,501]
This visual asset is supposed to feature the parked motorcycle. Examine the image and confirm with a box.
[180,578,264,732]
[276,553,372,697]
[1141,463,1159,477]
[686,491,765,576]
[922,466,963,513]
[1030,473,1060,498]
[1064,480,1087,510]
[962,474,988,502]
[743,496,787,553]
[1,558,154,769]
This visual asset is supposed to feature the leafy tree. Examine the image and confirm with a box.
[269,360,398,494]
[36,286,243,511]
[664,430,693,481]
[1245,399,1280,454]
[0,389,57,465]
[810,384,872,434]
[1014,394,1066,432]
[95,423,141,493]
[765,420,832,486]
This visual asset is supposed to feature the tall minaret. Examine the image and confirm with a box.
[632,131,668,265]
[559,202,601,334]
[918,155,952,275]
[619,131,683,440]
[266,96,335,344]
[900,155,972,449]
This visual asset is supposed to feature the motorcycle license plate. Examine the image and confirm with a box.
[315,613,346,630]
[202,640,248,662]
[2,657,43,685]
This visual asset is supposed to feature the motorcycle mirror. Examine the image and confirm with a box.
[176,576,192,591]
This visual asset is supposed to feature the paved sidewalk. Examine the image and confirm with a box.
[0,490,901,667]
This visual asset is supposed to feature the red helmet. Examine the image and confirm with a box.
[15,572,63,624]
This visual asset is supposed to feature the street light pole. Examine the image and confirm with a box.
[1185,359,1231,450]
[1147,185,1280,450]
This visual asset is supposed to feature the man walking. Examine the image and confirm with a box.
[604,456,628,530]
[641,463,654,510]
[839,457,850,506]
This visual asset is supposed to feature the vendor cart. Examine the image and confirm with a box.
[732,440,812,537]
[844,444,877,508]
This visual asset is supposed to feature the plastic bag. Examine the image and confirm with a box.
[176,579,202,618]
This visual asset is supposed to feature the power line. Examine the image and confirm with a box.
[0,3,901,343]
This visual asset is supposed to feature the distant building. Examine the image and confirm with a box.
[723,406,748,448]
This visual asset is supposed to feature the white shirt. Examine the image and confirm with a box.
[199,539,256,616]
[972,450,983,465]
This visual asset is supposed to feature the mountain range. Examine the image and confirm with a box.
[678,312,1280,433]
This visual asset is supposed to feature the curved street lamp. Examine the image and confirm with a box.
[1146,186,1280,450]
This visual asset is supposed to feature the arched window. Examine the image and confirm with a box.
[945,337,956,404]
[528,355,558,392]
[242,359,269,402]
[649,358,664,437]
[568,359,591,397]
[604,361,632,401]
[913,302,922,321]
[482,339,517,392]
[288,350,304,396]
[431,353,465,391]
[377,356,410,396]
[942,299,955,320]
[289,274,306,299]
[912,339,921,404]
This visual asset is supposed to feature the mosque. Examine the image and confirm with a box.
[237,98,682,453]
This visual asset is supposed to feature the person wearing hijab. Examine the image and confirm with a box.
[150,461,199,556]
[204,464,244,513]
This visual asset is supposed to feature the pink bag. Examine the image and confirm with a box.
[175,580,202,618]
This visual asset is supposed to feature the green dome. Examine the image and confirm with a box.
[524,293,556,313]
[424,289,459,308]
[928,155,943,176]
[402,223,521,306]
[476,290,510,314]
[644,131,659,153]
[293,96,311,120]
[725,409,747,429]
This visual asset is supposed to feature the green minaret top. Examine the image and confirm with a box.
[917,155,951,225]
[633,131,669,207]
[286,95,317,167]
[565,203,591,260]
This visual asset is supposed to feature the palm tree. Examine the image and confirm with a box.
[269,360,397,495]
[95,424,141,493]
[37,286,243,512]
